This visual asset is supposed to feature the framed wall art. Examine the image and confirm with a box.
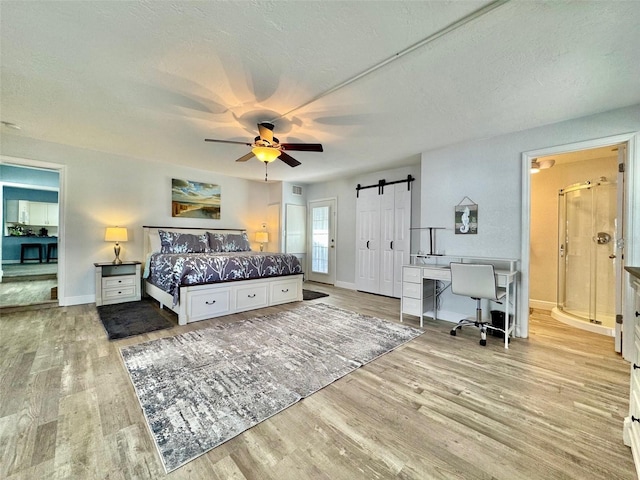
[171,178,221,219]
[455,196,478,234]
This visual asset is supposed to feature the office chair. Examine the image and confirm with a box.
[449,262,507,346]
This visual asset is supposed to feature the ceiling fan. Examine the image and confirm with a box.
[205,122,323,170]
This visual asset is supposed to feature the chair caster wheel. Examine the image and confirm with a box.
[479,339,487,346]
[450,330,457,336]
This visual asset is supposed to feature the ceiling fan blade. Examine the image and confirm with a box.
[235,152,255,162]
[281,143,323,152]
[258,122,274,143]
[205,138,252,146]
[279,152,301,167]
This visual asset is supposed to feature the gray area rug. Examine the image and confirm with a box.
[98,299,174,340]
[120,303,423,472]
[302,289,329,300]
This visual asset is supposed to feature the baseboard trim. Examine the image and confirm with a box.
[335,281,356,291]
[529,299,555,311]
[60,295,95,306]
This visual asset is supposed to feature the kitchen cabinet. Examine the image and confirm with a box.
[28,202,58,226]
[5,200,30,224]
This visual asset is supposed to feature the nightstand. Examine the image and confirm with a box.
[95,261,141,306]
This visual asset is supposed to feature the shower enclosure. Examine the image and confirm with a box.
[553,178,617,335]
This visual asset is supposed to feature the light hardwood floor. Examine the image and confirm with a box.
[0,283,635,479]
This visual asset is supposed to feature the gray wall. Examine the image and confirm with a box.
[306,164,421,289]
[1,103,638,321]
[420,104,640,339]
[1,138,271,305]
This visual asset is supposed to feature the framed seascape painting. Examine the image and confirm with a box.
[171,179,221,219]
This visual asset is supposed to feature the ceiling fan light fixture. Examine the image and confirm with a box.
[252,146,281,163]
[531,158,555,174]
[530,161,541,174]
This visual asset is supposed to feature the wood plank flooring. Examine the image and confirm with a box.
[0,283,635,479]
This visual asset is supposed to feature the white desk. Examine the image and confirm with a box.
[400,255,518,349]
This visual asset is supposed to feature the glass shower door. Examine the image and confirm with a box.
[560,186,591,319]
[557,181,616,326]
[593,182,616,326]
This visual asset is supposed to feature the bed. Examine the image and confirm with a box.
[143,226,304,325]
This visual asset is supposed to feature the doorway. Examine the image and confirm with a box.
[0,159,63,308]
[526,139,630,354]
[307,198,336,284]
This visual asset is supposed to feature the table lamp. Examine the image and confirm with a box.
[255,231,269,252]
[105,226,128,264]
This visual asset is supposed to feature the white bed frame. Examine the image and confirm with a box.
[143,226,303,325]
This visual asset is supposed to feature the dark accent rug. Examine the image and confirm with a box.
[98,299,174,340]
[302,289,329,300]
[120,303,423,472]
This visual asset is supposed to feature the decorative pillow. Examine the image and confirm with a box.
[208,232,252,252]
[159,230,210,254]
[148,231,162,253]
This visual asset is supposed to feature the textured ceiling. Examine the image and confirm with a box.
[1,1,639,183]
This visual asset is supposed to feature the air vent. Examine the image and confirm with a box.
[292,185,303,196]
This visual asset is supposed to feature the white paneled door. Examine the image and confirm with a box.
[356,183,411,298]
[308,199,336,284]
[356,188,381,293]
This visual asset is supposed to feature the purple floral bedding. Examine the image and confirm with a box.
[146,251,303,305]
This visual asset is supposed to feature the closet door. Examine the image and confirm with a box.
[379,188,396,296]
[355,188,380,293]
[393,184,412,298]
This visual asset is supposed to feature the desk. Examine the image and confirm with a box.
[400,255,518,349]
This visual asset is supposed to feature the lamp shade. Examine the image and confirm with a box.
[105,227,128,242]
[252,146,281,163]
[255,231,269,243]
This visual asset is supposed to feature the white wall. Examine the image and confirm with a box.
[306,164,421,289]
[420,103,640,338]
[0,137,270,306]
[2,104,638,319]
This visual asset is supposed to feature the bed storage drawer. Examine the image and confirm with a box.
[235,284,268,311]
[187,287,231,320]
[145,272,304,325]
[270,278,300,304]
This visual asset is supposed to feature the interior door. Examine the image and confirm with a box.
[307,199,336,284]
[379,188,395,296]
[355,188,380,292]
[285,204,306,254]
[393,183,412,298]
